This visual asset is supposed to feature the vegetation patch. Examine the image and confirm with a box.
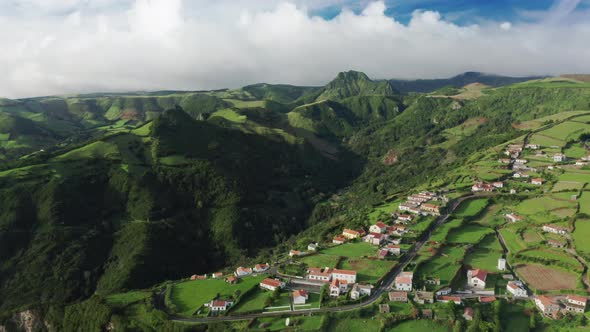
[299,254,341,269]
[338,258,395,284]
[552,181,585,192]
[320,242,376,258]
[446,224,493,244]
[453,198,489,218]
[388,319,451,332]
[573,219,590,254]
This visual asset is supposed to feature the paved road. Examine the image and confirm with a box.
[171,194,485,323]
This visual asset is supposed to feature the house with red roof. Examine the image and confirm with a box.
[370,222,388,234]
[235,266,253,277]
[342,228,361,239]
[307,267,332,282]
[421,203,441,215]
[506,281,527,297]
[206,299,234,311]
[395,271,413,291]
[467,269,488,290]
[333,236,346,244]
[565,295,587,314]
[292,289,309,305]
[332,269,357,283]
[212,272,223,279]
[531,178,544,185]
[378,249,389,259]
[535,296,561,319]
[438,296,462,305]
[260,278,285,292]
[479,296,496,303]
[254,263,269,273]
[329,279,349,297]
[387,244,401,256]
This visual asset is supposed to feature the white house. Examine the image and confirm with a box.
[498,258,507,271]
[260,278,285,292]
[350,284,373,300]
[543,224,567,235]
[505,213,523,223]
[307,243,319,251]
[329,279,349,297]
[332,236,346,244]
[332,269,357,284]
[289,250,303,257]
[235,267,253,277]
[395,272,413,291]
[292,289,309,305]
[307,267,332,282]
[554,153,566,162]
[531,178,544,185]
[387,244,401,256]
[254,263,269,273]
[369,222,388,234]
[493,182,504,188]
[342,229,362,239]
[565,295,587,314]
[507,281,527,297]
[437,296,462,305]
[436,287,452,296]
[467,269,488,290]
[206,299,234,311]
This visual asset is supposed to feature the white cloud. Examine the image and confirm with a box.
[0,0,589,98]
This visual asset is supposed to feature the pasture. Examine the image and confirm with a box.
[105,291,151,307]
[579,192,590,215]
[232,290,270,313]
[573,219,590,253]
[454,198,489,218]
[499,228,527,253]
[417,246,464,285]
[516,196,576,215]
[388,319,451,332]
[446,224,493,244]
[518,249,582,271]
[558,170,590,183]
[464,248,502,271]
[210,109,247,123]
[254,316,324,331]
[321,242,376,258]
[169,276,264,316]
[529,134,565,148]
[552,181,585,192]
[430,219,463,243]
[515,264,580,291]
[328,318,382,332]
[300,254,341,268]
[538,121,590,142]
[338,258,394,284]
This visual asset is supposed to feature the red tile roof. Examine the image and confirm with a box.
[479,296,496,303]
[333,269,357,276]
[375,221,387,228]
[260,278,283,288]
[293,289,308,298]
[470,269,488,281]
[212,300,228,307]
[567,295,587,303]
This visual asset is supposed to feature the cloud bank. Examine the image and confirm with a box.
[1,0,589,98]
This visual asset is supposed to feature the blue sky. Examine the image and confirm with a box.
[1,0,589,98]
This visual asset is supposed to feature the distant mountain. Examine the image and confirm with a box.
[316,71,398,101]
[389,71,547,93]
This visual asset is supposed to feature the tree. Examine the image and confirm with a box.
[453,320,463,332]
[447,300,457,320]
[529,311,537,330]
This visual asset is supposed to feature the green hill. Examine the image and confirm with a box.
[316,71,398,101]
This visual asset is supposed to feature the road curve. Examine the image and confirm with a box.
[170,194,486,324]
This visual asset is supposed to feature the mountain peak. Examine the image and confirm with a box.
[317,71,396,101]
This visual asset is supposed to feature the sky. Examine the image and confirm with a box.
[1,0,590,98]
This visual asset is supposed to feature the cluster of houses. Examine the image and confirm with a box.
[543,224,568,235]
[535,295,587,319]
[259,279,312,305]
[398,191,445,216]
[305,267,371,299]
[472,181,503,192]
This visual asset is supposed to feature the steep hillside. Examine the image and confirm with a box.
[0,106,362,325]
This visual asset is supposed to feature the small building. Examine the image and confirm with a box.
[472,182,494,192]
[207,299,234,311]
[510,189,517,194]
[292,289,309,305]
[379,304,390,314]
[307,267,332,282]
[463,307,474,321]
[498,258,507,271]
[387,244,401,256]
[254,263,269,273]
[235,267,253,277]
[424,278,441,286]
[547,239,565,248]
[260,278,285,292]
[526,144,539,150]
[307,243,319,251]
[505,213,523,223]
[329,279,349,297]
[554,153,566,162]
[388,291,408,302]
[513,172,529,178]
[436,287,452,296]
[437,296,462,305]
[467,269,488,290]
[289,250,303,257]
[395,272,413,291]
[498,158,512,164]
[369,222,388,234]
[342,229,361,239]
[397,214,413,222]
[332,269,357,283]
[514,159,528,164]
[332,236,346,245]
[543,224,567,235]
[493,182,504,188]
[565,295,587,314]
[414,291,434,304]
[225,276,238,284]
[350,284,373,300]
[534,296,561,319]
[378,249,389,259]
[531,178,544,185]
[212,272,223,279]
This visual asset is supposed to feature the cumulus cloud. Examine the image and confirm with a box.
[0,0,589,98]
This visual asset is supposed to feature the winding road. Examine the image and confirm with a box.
[168,194,493,323]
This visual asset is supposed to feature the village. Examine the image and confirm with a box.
[159,118,590,330]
